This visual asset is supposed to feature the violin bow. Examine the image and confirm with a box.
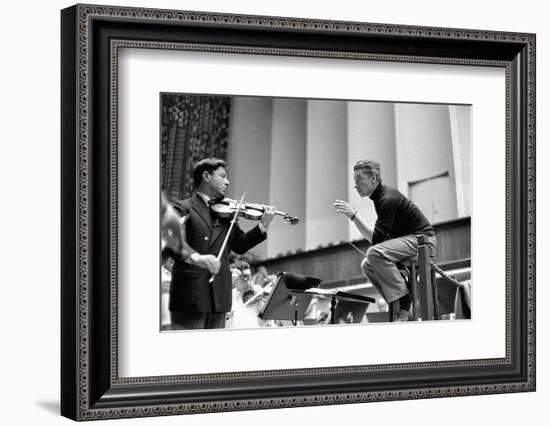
[348,241,367,257]
[209,192,246,284]
[239,280,274,309]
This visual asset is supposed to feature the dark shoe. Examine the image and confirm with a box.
[390,300,401,321]
[394,309,411,322]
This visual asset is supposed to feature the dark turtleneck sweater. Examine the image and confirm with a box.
[369,183,435,245]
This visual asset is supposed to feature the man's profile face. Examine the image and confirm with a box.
[353,170,378,197]
[204,166,229,197]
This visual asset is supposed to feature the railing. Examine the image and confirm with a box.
[257,217,471,286]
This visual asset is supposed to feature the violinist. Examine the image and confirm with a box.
[169,158,275,330]
[226,261,272,329]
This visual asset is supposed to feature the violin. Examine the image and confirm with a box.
[241,280,274,306]
[210,198,299,225]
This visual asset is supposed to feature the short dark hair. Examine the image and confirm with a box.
[353,159,382,182]
[192,158,226,188]
[231,260,251,272]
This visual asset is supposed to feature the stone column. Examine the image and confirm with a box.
[305,100,348,250]
[268,98,307,257]
[347,102,398,241]
[227,97,273,259]
[394,103,458,223]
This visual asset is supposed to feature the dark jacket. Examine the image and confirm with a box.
[169,193,266,313]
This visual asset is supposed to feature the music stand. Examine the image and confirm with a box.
[258,272,321,326]
[333,300,371,324]
[300,288,375,324]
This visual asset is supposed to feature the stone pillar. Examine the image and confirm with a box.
[347,102,398,241]
[449,105,472,217]
[394,104,458,223]
[394,103,454,192]
[268,98,307,257]
[227,97,273,259]
[305,100,348,250]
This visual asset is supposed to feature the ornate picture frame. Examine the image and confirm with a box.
[61,4,535,420]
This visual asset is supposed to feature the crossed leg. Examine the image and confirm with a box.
[360,235,419,304]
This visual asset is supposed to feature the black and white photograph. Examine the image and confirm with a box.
[1,0,546,423]
[53,1,538,423]
[160,93,472,331]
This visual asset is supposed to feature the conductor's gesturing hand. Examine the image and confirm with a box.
[333,199,358,220]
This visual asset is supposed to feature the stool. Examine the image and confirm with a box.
[388,234,439,322]
[395,258,440,321]
[394,256,419,321]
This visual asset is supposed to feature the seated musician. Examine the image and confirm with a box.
[168,158,275,330]
[226,261,273,329]
[333,160,437,322]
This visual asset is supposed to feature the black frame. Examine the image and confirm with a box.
[61,3,536,421]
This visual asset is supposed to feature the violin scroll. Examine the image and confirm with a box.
[284,214,299,225]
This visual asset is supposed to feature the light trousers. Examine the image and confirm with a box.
[361,234,437,303]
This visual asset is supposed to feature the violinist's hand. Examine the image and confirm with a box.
[189,254,221,274]
[260,204,276,229]
[333,199,358,220]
